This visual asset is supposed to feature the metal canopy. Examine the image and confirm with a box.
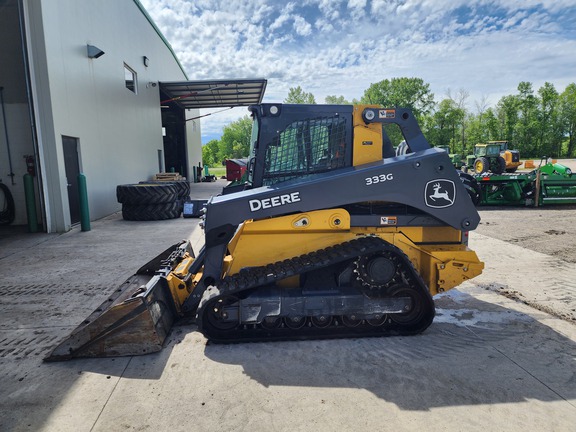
[159,79,267,109]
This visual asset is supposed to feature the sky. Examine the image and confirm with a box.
[139,0,576,144]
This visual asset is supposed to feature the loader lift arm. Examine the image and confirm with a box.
[361,107,430,153]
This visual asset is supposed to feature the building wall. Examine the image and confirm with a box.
[24,0,200,232]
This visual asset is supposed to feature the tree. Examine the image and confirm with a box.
[360,77,435,118]
[537,82,562,157]
[484,108,500,141]
[360,77,435,146]
[325,95,351,104]
[284,86,316,104]
[201,116,254,167]
[201,139,220,167]
[515,81,539,155]
[465,97,494,150]
[495,95,519,147]
[217,115,253,163]
[464,113,483,150]
[430,99,466,152]
[560,83,576,157]
[446,89,469,152]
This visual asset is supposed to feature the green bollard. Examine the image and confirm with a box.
[78,173,91,232]
[23,173,38,233]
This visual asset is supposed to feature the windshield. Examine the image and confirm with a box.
[262,115,347,185]
[487,145,500,156]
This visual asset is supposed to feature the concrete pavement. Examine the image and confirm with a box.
[1,179,575,431]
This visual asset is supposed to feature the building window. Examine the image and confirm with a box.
[124,64,137,93]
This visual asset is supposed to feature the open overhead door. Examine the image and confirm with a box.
[159,78,267,109]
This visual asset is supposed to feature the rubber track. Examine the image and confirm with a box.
[197,236,435,343]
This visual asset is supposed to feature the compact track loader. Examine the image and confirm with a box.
[46,105,484,361]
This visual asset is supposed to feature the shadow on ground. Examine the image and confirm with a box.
[201,288,576,411]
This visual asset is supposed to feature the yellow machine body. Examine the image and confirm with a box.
[501,150,523,171]
[223,209,483,297]
[352,105,384,166]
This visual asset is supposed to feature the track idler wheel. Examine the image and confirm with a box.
[389,285,429,329]
[205,296,239,331]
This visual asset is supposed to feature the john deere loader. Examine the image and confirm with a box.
[46,105,484,361]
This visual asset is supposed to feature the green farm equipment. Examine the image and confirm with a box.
[466,142,507,174]
[538,158,572,177]
[475,157,576,206]
[437,145,465,169]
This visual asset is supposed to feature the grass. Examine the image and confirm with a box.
[206,166,226,177]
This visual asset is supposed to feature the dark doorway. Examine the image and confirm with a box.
[62,136,80,224]
[160,96,188,179]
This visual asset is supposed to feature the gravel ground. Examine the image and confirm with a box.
[476,205,576,263]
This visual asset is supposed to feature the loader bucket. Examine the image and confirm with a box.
[45,242,194,361]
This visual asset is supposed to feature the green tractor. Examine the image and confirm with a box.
[437,145,465,169]
[466,142,506,174]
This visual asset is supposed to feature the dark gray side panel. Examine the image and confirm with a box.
[205,148,480,244]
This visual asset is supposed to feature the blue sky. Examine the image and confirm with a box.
[140,0,576,144]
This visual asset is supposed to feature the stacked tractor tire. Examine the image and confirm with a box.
[116,181,190,221]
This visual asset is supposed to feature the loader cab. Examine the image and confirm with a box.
[245,104,354,188]
[490,140,509,152]
[475,143,501,157]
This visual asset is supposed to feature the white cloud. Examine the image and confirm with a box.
[346,0,366,20]
[139,0,576,142]
[317,0,341,21]
[269,11,292,32]
[293,15,313,36]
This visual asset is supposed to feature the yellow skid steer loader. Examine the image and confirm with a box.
[46,105,483,360]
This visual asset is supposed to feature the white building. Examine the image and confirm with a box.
[0,0,266,232]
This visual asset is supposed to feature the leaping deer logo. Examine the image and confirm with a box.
[429,183,454,205]
[425,180,456,208]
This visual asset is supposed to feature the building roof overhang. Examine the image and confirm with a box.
[159,78,267,109]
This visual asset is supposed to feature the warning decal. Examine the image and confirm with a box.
[378,109,396,119]
[380,216,397,225]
